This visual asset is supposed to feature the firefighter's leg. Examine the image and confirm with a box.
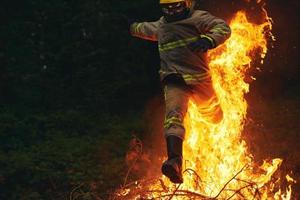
[161,75,190,183]
[163,84,190,139]
[190,78,223,124]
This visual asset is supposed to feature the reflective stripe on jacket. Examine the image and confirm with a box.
[130,10,231,84]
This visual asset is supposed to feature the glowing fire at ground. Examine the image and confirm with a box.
[113,4,296,200]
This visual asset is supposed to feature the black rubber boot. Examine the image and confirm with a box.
[161,135,183,183]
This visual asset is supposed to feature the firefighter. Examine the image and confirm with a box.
[129,0,231,183]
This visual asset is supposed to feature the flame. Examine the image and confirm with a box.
[180,10,294,199]
[173,11,291,199]
[143,9,294,199]
[115,3,295,200]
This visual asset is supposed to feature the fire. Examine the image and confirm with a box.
[181,10,294,199]
[183,10,274,195]
[113,3,296,200]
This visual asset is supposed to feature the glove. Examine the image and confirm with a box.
[188,36,215,52]
[129,21,138,34]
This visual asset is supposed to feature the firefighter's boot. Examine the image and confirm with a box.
[161,135,183,183]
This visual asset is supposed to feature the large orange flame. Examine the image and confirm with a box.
[114,3,296,200]
[181,10,294,199]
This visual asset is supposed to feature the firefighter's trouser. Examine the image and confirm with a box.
[163,74,223,140]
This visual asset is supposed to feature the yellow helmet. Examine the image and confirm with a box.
[160,0,184,3]
[160,0,192,7]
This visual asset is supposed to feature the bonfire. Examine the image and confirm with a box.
[112,1,296,199]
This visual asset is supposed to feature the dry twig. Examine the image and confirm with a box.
[111,164,266,200]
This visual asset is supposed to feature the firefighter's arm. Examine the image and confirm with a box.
[195,11,231,47]
[130,18,162,41]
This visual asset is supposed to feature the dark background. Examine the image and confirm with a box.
[0,0,299,199]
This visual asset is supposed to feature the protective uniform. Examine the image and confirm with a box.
[130,1,231,183]
[131,9,231,139]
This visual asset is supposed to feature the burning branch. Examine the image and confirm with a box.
[111,163,279,199]
[213,165,248,199]
[123,136,143,187]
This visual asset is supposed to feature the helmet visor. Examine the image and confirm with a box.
[161,2,187,16]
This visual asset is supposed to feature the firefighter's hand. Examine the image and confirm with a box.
[188,37,214,52]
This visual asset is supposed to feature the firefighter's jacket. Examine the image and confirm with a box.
[130,10,231,84]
